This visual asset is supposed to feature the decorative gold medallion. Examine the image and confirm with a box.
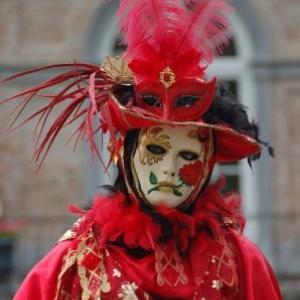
[101,55,133,84]
[159,67,176,89]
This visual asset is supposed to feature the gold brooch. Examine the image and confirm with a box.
[159,67,176,89]
[101,55,133,84]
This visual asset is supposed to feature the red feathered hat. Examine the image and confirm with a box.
[1,0,265,169]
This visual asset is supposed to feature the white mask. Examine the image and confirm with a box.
[131,125,214,208]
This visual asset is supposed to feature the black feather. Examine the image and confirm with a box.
[202,84,274,163]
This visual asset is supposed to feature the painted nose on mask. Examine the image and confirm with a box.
[161,155,177,179]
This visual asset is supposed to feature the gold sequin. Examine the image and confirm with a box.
[212,279,222,290]
[113,268,121,277]
[118,282,139,300]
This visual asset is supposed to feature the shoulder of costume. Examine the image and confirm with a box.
[58,192,126,243]
[228,230,283,298]
[194,176,246,234]
[57,177,247,245]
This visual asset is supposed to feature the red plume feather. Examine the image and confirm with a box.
[0,63,114,170]
[117,0,233,80]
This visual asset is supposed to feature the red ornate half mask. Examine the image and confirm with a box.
[135,76,217,122]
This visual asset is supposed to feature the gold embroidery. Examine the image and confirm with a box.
[117,282,139,300]
[54,231,111,300]
[58,218,82,242]
[138,127,171,165]
[155,246,188,287]
[113,268,121,277]
[58,229,77,242]
[159,67,176,89]
[54,248,78,300]
[212,237,238,288]
[78,233,111,298]
[144,292,151,299]
[212,279,222,290]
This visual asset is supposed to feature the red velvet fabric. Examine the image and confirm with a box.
[231,232,282,300]
[13,233,282,300]
[13,241,72,300]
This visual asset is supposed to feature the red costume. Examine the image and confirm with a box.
[13,181,281,300]
[1,0,281,299]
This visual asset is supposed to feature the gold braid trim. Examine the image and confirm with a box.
[58,218,82,243]
[54,230,111,300]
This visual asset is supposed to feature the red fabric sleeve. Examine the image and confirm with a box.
[231,232,282,300]
[13,241,72,300]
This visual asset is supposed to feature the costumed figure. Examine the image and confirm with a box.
[1,0,282,299]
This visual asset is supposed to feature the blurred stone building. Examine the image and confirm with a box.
[0,0,299,298]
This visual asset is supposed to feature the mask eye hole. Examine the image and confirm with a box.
[141,95,162,107]
[179,150,199,161]
[174,94,205,108]
[146,144,166,155]
[112,85,135,106]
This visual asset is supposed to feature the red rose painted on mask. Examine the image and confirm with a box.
[179,160,203,186]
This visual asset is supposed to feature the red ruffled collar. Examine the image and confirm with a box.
[70,177,245,252]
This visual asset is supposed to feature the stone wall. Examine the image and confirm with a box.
[0,0,100,63]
